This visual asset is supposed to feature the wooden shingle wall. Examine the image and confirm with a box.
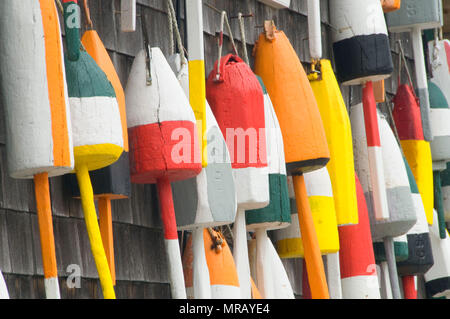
[0,0,425,298]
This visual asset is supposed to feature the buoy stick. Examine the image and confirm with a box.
[292,174,329,299]
[307,0,321,61]
[326,253,342,299]
[233,208,252,299]
[383,237,401,299]
[362,82,390,220]
[33,173,60,299]
[76,164,116,299]
[186,0,207,167]
[156,176,186,299]
[255,228,274,299]
[120,0,136,32]
[0,271,8,299]
[402,276,417,299]
[192,227,211,299]
[379,261,393,299]
[433,171,447,239]
[98,197,115,285]
[411,27,432,142]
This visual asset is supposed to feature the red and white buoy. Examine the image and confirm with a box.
[339,175,381,299]
[126,46,202,298]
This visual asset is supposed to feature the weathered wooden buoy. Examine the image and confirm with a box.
[441,163,450,222]
[63,0,124,299]
[254,21,330,299]
[424,210,450,298]
[381,0,402,12]
[126,44,202,298]
[168,5,236,297]
[338,174,381,299]
[331,0,393,223]
[392,68,434,225]
[244,77,290,298]
[206,53,270,299]
[183,229,241,299]
[330,0,393,85]
[0,0,75,299]
[309,59,358,226]
[385,0,444,141]
[351,104,417,298]
[172,103,236,298]
[65,7,131,285]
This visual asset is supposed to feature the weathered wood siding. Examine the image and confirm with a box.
[0,0,425,298]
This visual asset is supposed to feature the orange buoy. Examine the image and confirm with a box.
[254,21,330,299]
[182,229,241,299]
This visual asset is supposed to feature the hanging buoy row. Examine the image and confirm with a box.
[0,0,449,300]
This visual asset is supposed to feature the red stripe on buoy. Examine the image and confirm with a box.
[339,174,377,278]
[444,41,450,74]
[392,84,424,141]
[362,82,381,147]
[402,276,417,299]
[128,121,202,184]
[157,176,179,240]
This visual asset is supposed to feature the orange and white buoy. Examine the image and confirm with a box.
[0,0,74,299]
[183,229,241,299]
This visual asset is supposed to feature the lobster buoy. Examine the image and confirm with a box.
[206,54,269,299]
[338,175,381,299]
[65,18,132,286]
[351,106,417,240]
[63,0,124,299]
[254,21,330,299]
[331,1,393,222]
[309,59,358,226]
[330,0,393,85]
[183,229,241,299]
[424,210,450,298]
[386,0,444,142]
[351,104,417,298]
[392,76,434,225]
[0,0,73,299]
[172,104,236,298]
[126,46,202,299]
[245,77,291,298]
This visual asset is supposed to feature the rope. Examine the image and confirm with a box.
[237,13,250,66]
[55,0,63,14]
[167,0,174,55]
[83,0,94,30]
[166,0,186,65]
[207,228,223,254]
[396,40,414,90]
[216,10,238,81]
